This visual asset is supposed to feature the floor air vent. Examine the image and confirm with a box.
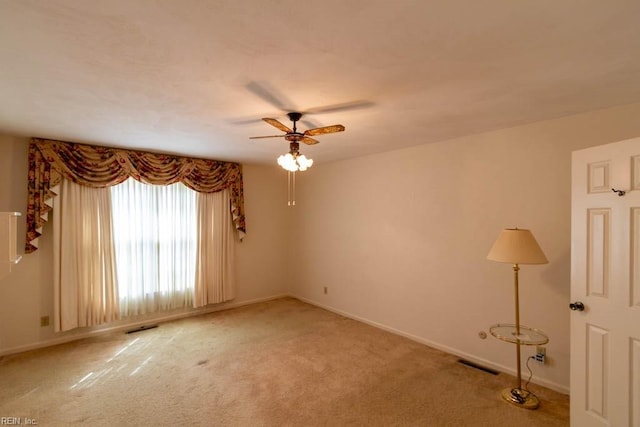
[457,359,499,375]
[126,324,158,334]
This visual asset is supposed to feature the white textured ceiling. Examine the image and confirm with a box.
[1,0,639,165]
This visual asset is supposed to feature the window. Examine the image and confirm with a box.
[39,139,242,332]
[110,178,197,316]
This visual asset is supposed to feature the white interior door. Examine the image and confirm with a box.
[571,136,640,426]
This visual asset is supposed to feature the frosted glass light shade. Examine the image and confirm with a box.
[297,155,313,171]
[487,228,548,264]
[277,153,299,172]
[276,153,313,172]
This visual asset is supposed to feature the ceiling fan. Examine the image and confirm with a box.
[249,111,345,145]
[241,82,365,206]
[250,111,346,206]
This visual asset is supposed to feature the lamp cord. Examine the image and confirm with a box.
[522,356,539,401]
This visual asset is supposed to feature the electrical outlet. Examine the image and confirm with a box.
[535,346,546,364]
[40,316,50,327]
[323,286,328,295]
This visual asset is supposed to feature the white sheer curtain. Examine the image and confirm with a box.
[52,179,120,332]
[51,177,235,331]
[110,178,197,316]
[194,189,236,307]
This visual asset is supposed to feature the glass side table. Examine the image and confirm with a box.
[489,323,549,409]
[489,324,549,345]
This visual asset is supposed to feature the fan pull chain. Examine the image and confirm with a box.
[287,171,291,206]
[292,171,296,206]
[286,171,297,206]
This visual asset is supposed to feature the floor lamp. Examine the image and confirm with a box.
[487,228,548,409]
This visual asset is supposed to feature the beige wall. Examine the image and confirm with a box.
[288,102,640,393]
[0,135,290,354]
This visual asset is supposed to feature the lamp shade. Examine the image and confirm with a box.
[487,228,548,264]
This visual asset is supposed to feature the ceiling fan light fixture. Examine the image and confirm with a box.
[276,152,313,172]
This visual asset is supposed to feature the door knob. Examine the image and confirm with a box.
[569,301,585,311]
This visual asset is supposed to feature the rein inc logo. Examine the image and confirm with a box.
[1,418,37,425]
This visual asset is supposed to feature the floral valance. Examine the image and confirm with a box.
[26,138,246,253]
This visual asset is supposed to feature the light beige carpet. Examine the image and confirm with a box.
[0,297,568,426]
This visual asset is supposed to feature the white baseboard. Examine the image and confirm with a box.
[290,293,570,395]
[0,293,288,357]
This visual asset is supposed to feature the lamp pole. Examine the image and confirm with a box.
[513,263,522,391]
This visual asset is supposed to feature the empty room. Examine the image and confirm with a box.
[1,1,639,426]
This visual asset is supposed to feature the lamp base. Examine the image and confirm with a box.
[501,388,540,409]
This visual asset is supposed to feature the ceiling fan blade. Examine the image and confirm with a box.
[301,136,320,145]
[263,118,292,133]
[230,117,264,125]
[301,119,319,129]
[305,100,374,115]
[246,81,295,112]
[249,135,287,139]
[304,124,345,136]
